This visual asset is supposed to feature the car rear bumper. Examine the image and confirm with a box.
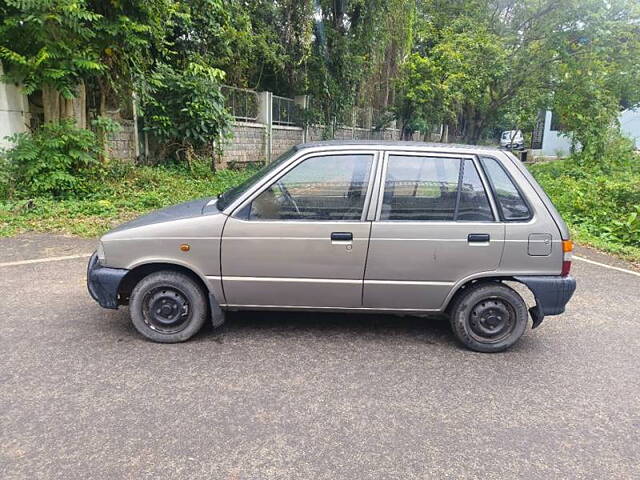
[87,252,129,309]
[513,275,577,328]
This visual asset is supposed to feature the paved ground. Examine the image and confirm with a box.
[1,234,639,480]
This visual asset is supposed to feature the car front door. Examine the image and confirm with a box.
[363,151,505,311]
[221,151,378,308]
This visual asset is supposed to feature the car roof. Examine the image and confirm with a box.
[295,140,504,155]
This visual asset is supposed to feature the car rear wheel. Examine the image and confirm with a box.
[130,271,208,343]
[449,282,528,353]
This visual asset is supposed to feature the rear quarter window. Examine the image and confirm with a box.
[479,157,531,221]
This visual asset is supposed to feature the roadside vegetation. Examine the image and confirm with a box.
[0,123,255,236]
[530,138,640,262]
[0,162,254,237]
[1,126,639,264]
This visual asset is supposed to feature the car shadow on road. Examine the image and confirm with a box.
[100,306,455,347]
[195,310,457,347]
[99,306,541,352]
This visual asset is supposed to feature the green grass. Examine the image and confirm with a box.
[529,155,640,263]
[0,163,256,238]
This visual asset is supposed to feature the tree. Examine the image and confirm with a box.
[551,0,640,161]
[397,0,640,148]
[0,0,102,123]
[87,0,172,116]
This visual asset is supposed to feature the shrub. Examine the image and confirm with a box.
[1,121,104,199]
[530,142,640,249]
[142,61,231,163]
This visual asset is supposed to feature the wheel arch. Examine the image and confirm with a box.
[118,261,226,328]
[118,262,210,305]
[443,275,520,315]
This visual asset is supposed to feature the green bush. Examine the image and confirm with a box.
[1,121,104,199]
[143,62,231,162]
[0,161,259,237]
[0,154,11,200]
[530,143,640,250]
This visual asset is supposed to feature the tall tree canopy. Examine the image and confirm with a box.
[396,0,640,147]
[1,0,639,159]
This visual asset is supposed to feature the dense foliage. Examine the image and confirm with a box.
[143,62,230,161]
[396,0,640,148]
[530,141,640,254]
[0,0,639,256]
[0,161,256,237]
[1,121,104,199]
[1,0,638,155]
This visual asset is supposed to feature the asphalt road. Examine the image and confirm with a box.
[1,234,639,479]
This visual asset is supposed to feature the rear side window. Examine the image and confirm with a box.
[380,156,493,221]
[480,157,531,221]
[457,160,493,221]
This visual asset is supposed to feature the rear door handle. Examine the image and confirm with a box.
[468,233,490,243]
[331,232,353,241]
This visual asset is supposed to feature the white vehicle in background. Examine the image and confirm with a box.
[500,130,524,150]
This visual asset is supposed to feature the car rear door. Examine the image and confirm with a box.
[363,151,505,311]
[221,150,378,308]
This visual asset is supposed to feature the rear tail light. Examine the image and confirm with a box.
[561,240,573,276]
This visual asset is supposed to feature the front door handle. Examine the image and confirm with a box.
[331,232,353,241]
[468,233,490,243]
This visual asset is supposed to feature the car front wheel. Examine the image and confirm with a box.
[449,282,528,353]
[129,271,208,343]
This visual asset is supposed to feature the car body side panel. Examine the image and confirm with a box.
[100,213,227,301]
[221,217,371,307]
[487,152,563,275]
[500,222,563,275]
[363,221,506,310]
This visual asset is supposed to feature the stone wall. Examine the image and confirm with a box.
[106,118,429,167]
[272,125,304,158]
[107,120,137,161]
[220,122,266,166]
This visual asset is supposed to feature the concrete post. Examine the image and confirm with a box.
[351,109,356,139]
[132,92,140,159]
[257,91,272,162]
[294,95,308,143]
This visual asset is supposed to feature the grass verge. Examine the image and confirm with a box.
[0,164,255,238]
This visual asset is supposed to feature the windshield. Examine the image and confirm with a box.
[217,148,297,211]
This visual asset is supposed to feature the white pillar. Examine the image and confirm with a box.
[294,95,308,143]
[257,91,272,162]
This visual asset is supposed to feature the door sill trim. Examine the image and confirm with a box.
[220,304,441,313]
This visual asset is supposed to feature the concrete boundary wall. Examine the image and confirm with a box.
[219,121,416,167]
[0,76,423,165]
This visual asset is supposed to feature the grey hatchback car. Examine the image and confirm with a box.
[88,141,576,352]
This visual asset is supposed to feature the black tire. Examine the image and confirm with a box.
[129,271,208,343]
[449,282,528,353]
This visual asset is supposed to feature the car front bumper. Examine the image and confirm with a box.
[87,252,129,309]
[513,275,577,328]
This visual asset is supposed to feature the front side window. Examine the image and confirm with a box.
[217,148,297,210]
[248,154,373,221]
[479,157,531,221]
[381,156,493,221]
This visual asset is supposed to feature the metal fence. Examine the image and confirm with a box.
[221,85,404,134]
[272,95,301,126]
[222,85,259,122]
